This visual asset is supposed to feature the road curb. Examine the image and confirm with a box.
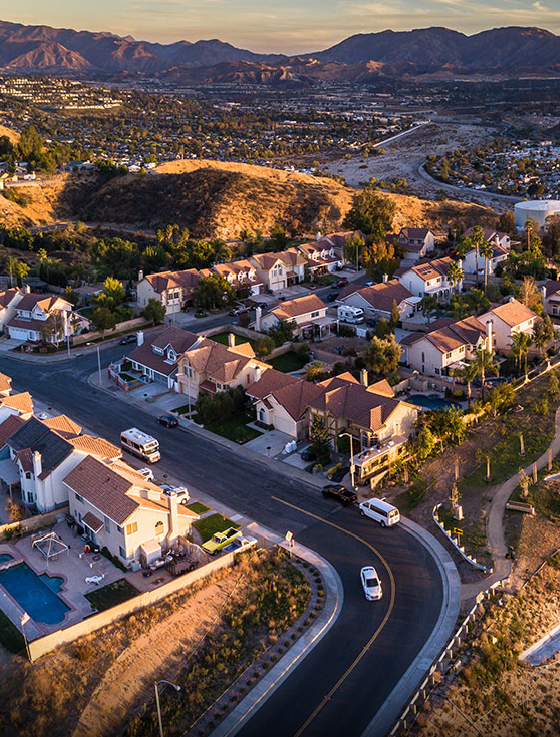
[361,516,460,737]
[209,537,344,737]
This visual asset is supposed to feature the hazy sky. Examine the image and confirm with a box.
[3,1,559,54]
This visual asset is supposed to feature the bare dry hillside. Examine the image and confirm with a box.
[0,121,19,143]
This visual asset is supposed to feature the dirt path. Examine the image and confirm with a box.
[72,576,240,737]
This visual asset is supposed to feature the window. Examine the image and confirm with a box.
[117,525,123,534]
[25,472,31,479]
[259,408,267,423]
[119,546,126,559]
[125,521,138,535]
[75,492,84,503]
[445,352,452,359]
[104,515,111,533]
[155,520,164,535]
[421,352,425,362]
[435,368,440,375]
[311,311,319,318]
[460,346,465,354]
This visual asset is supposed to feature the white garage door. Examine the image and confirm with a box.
[8,328,29,341]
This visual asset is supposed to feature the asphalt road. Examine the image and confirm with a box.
[0,346,444,737]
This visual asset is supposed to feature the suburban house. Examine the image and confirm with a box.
[6,415,121,512]
[0,372,12,398]
[126,326,201,389]
[394,257,458,301]
[136,269,201,315]
[541,281,560,318]
[0,289,23,333]
[176,333,270,398]
[207,260,263,296]
[0,392,34,423]
[307,371,418,452]
[338,279,418,320]
[463,226,512,251]
[461,244,509,277]
[64,455,198,569]
[246,369,324,438]
[397,228,436,261]
[260,295,333,340]
[478,299,538,352]
[6,292,89,343]
[296,241,343,275]
[400,316,489,377]
[250,250,307,292]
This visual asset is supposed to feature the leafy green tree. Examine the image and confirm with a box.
[196,274,235,310]
[519,276,542,315]
[510,331,532,377]
[415,426,436,460]
[99,277,126,308]
[255,335,274,357]
[497,210,517,237]
[389,299,400,331]
[533,314,555,361]
[375,318,391,339]
[487,383,515,417]
[267,319,296,346]
[451,362,478,403]
[549,371,560,401]
[269,224,288,250]
[92,306,117,336]
[425,407,466,446]
[362,335,401,376]
[305,361,329,382]
[343,187,396,236]
[309,414,332,461]
[420,294,438,324]
[142,297,166,326]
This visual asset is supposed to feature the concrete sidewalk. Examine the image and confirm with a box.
[461,404,560,601]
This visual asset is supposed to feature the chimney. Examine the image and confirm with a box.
[486,319,493,352]
[165,490,180,547]
[360,368,368,387]
[254,366,262,383]
[138,269,144,282]
[458,259,463,270]
[316,231,322,241]
[24,284,31,294]
[32,450,42,479]
[255,306,262,332]
[542,286,547,301]
[228,332,236,348]
[136,331,144,346]
[382,273,388,283]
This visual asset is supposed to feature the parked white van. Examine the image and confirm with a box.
[337,304,364,324]
[359,498,400,527]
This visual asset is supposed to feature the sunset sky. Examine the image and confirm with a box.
[3,1,559,54]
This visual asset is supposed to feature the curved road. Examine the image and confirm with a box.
[0,346,445,737]
[416,161,522,206]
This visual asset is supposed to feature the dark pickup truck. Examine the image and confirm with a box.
[321,484,357,506]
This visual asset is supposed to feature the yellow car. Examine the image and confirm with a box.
[202,527,241,555]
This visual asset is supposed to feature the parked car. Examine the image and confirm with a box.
[157,415,178,428]
[160,484,190,505]
[254,301,268,310]
[229,305,247,316]
[326,292,339,302]
[334,277,348,288]
[301,446,316,461]
[322,485,357,506]
[360,566,382,601]
[137,467,155,481]
[120,335,137,345]
[359,498,400,527]
[202,527,241,555]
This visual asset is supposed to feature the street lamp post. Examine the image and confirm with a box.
[339,431,356,490]
[154,679,181,737]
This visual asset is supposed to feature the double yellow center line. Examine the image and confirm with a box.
[271,496,396,737]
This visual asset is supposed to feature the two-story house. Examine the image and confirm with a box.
[136,269,201,316]
[0,392,34,424]
[542,281,560,318]
[127,326,201,389]
[394,257,458,301]
[64,455,198,569]
[0,289,23,333]
[260,295,333,340]
[478,299,538,352]
[296,241,343,276]
[177,333,271,399]
[461,243,509,278]
[463,226,512,251]
[397,228,436,261]
[207,260,263,296]
[400,316,488,377]
[338,279,418,320]
[6,292,88,343]
[250,250,307,292]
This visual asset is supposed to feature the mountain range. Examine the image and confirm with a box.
[0,20,559,80]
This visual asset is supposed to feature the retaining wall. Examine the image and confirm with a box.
[27,550,237,661]
[72,318,149,346]
[0,507,68,542]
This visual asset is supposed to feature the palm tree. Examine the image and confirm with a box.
[451,362,479,403]
[5,256,17,288]
[420,294,438,325]
[447,260,464,295]
[455,236,473,261]
[479,240,494,292]
[471,226,485,285]
[473,347,499,399]
[511,331,533,378]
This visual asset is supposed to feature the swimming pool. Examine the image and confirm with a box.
[408,393,460,410]
[0,562,69,624]
[0,553,13,565]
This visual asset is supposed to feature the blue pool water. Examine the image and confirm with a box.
[0,554,13,565]
[408,393,460,410]
[0,562,69,624]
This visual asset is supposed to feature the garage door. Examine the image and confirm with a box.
[153,371,168,386]
[8,328,29,341]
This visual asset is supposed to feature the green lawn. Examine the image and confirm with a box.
[313,274,338,286]
[85,578,139,612]
[269,351,308,373]
[209,332,258,351]
[187,501,210,514]
[193,513,241,543]
[204,414,262,444]
[0,608,25,654]
[173,404,193,415]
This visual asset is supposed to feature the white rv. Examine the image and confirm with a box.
[337,304,365,324]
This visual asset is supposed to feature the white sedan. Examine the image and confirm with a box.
[360,566,382,601]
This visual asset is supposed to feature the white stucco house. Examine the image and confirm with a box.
[478,299,538,352]
[394,257,459,301]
